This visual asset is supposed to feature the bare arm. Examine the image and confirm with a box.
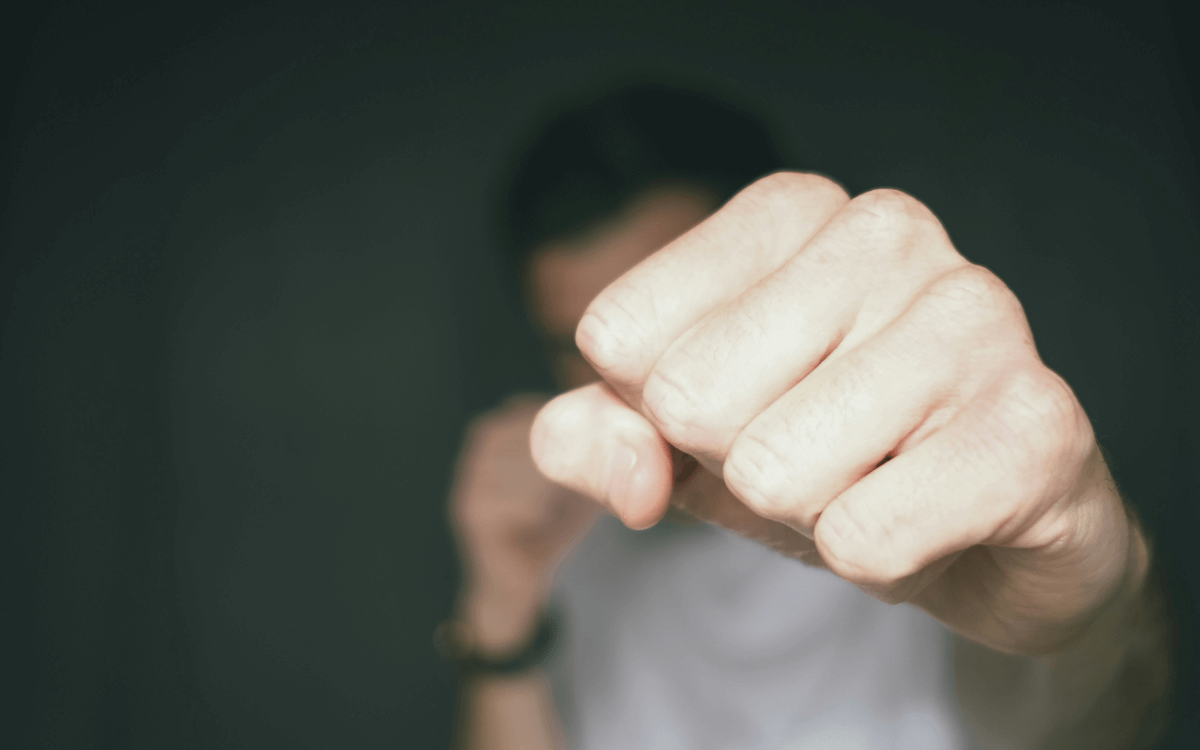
[456,673,561,750]
[529,173,1176,745]
[447,397,598,750]
[451,585,563,750]
[955,510,1172,750]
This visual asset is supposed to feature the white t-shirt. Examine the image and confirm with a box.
[548,514,971,750]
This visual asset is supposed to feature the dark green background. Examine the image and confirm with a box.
[4,1,1198,747]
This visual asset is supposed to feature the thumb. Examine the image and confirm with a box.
[530,382,673,530]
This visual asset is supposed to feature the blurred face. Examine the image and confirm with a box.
[529,188,716,389]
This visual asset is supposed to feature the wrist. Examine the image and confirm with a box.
[459,582,547,655]
[437,605,560,680]
[1101,505,1154,643]
[1051,503,1153,659]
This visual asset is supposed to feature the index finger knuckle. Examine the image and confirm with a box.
[576,282,659,382]
[642,363,718,453]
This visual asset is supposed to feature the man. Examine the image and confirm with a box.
[443,84,1170,749]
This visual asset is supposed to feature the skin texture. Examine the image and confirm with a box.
[530,172,1148,657]
[452,177,1167,749]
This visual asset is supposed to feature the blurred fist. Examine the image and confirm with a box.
[531,172,1146,655]
[450,395,599,653]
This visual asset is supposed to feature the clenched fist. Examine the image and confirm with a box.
[530,172,1148,656]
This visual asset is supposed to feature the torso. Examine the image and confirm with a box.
[548,514,970,750]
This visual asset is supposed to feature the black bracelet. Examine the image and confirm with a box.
[433,609,558,677]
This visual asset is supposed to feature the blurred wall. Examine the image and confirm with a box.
[3,1,1198,747]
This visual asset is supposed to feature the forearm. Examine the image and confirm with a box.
[450,587,565,750]
[456,672,563,750]
[954,518,1172,749]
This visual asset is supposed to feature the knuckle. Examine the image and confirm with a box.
[733,171,851,244]
[922,264,1023,328]
[575,286,654,380]
[723,431,806,524]
[741,170,849,208]
[850,188,931,226]
[931,263,1009,302]
[839,188,949,262]
[999,367,1091,466]
[818,502,920,589]
[969,365,1095,518]
[642,364,716,451]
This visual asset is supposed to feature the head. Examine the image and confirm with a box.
[499,83,787,388]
